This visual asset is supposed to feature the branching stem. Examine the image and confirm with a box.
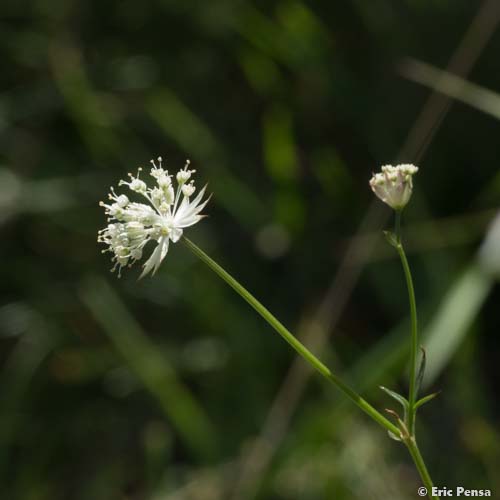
[182,236,399,436]
[393,211,436,499]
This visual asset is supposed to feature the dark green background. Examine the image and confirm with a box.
[1,0,499,498]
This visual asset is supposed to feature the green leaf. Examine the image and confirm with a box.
[380,385,409,424]
[416,346,427,398]
[384,408,409,440]
[387,430,402,442]
[415,391,440,410]
[383,230,399,248]
[380,386,409,409]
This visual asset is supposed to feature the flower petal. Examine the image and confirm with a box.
[139,236,169,279]
[174,188,210,229]
[170,227,183,243]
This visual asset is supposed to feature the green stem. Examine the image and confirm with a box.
[395,210,402,242]
[393,212,436,497]
[405,438,437,500]
[182,236,399,436]
[394,212,418,435]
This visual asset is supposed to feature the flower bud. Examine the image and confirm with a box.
[116,194,129,208]
[369,164,418,210]
[158,174,171,188]
[182,182,195,197]
[130,179,147,193]
[163,185,175,204]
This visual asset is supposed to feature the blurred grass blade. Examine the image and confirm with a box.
[80,276,217,461]
[49,43,122,159]
[0,326,55,478]
[351,263,492,393]
[146,88,266,229]
[422,264,492,386]
[400,58,500,121]
[262,104,298,183]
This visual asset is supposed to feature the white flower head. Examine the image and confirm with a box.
[369,164,418,210]
[98,157,210,278]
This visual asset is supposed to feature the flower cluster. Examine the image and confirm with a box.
[98,158,209,278]
[369,164,419,210]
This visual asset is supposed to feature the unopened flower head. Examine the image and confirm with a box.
[369,164,419,210]
[98,157,209,278]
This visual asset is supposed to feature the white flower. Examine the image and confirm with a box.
[369,164,418,210]
[98,157,209,278]
[182,181,196,197]
[176,159,195,184]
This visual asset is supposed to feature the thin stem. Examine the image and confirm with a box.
[391,212,436,497]
[182,236,399,436]
[395,209,402,242]
[394,213,418,434]
[405,438,437,500]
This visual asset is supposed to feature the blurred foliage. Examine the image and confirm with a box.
[1,0,500,499]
